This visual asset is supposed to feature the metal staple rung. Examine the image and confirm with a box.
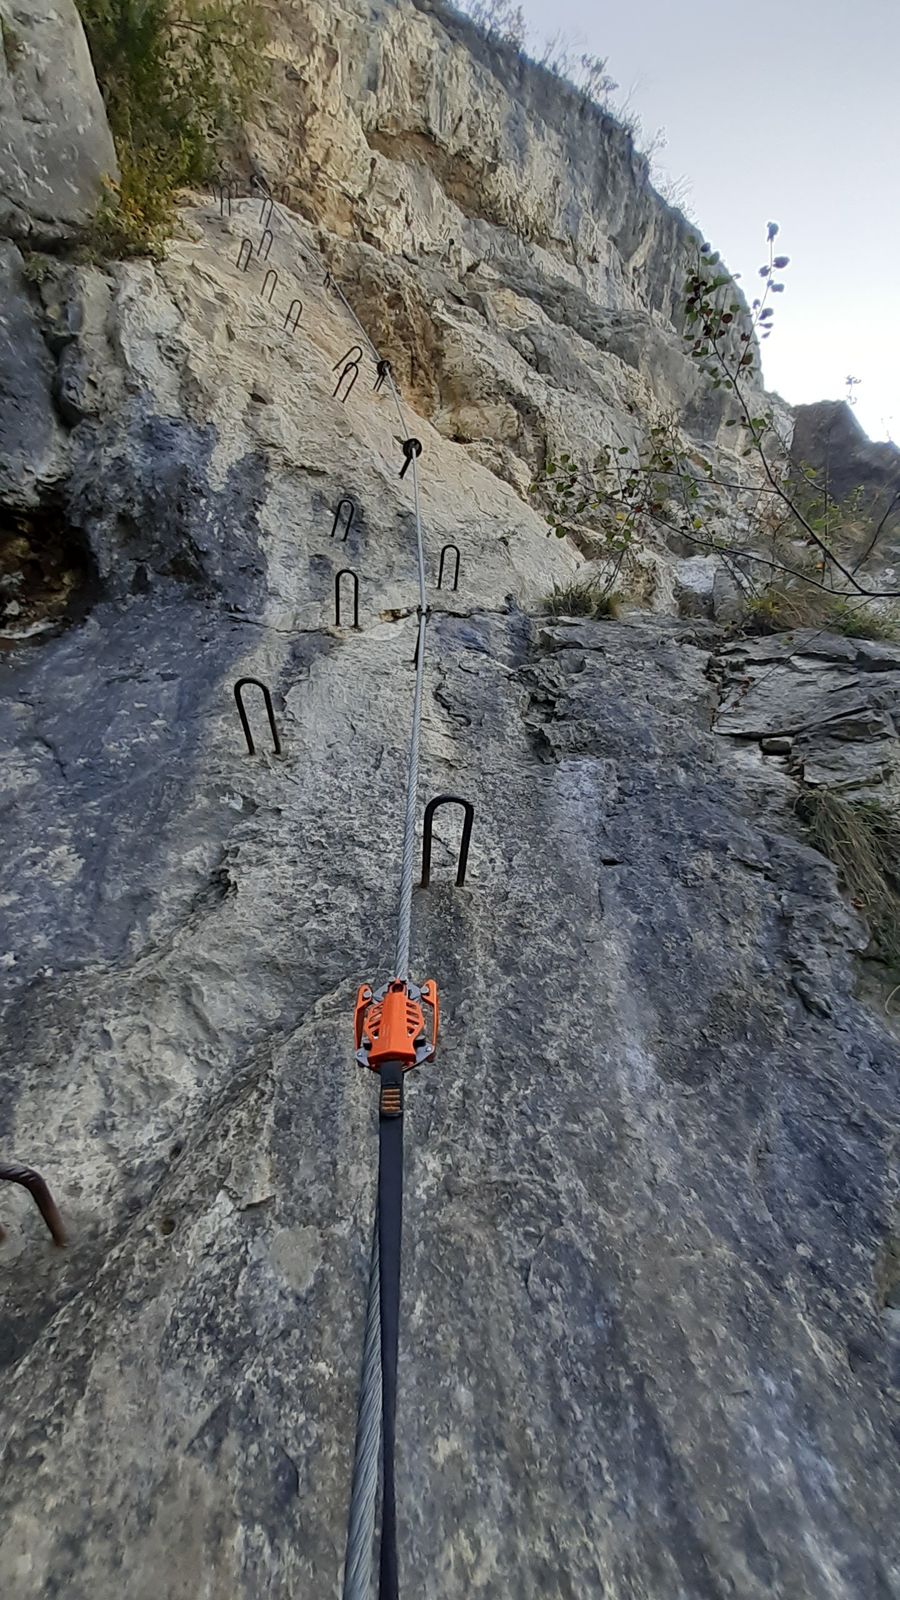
[233,677,281,755]
[331,498,356,542]
[421,794,475,887]
[334,568,360,629]
[0,1162,66,1246]
[437,543,461,591]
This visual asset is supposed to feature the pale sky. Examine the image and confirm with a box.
[517,0,899,442]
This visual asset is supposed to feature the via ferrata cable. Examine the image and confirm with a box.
[246,177,434,1600]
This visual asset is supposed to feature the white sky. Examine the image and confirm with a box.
[518,0,899,442]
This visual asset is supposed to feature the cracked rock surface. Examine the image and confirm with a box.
[1,6,899,1594]
[714,630,900,792]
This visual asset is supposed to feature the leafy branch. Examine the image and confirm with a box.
[76,0,268,254]
[683,227,899,599]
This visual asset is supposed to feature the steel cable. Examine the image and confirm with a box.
[243,179,430,1599]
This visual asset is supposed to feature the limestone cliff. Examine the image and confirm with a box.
[1,3,899,1598]
[0,0,117,244]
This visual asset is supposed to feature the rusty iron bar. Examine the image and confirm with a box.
[284,298,303,334]
[332,498,356,542]
[420,795,475,888]
[333,361,360,403]
[0,1162,66,1246]
[437,544,461,592]
[333,345,363,373]
[335,568,360,629]
[233,678,281,756]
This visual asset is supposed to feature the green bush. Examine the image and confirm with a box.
[1,15,24,69]
[743,585,900,642]
[542,578,621,620]
[795,789,900,967]
[76,0,267,256]
[823,598,899,642]
[89,154,178,260]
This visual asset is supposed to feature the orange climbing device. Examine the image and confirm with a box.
[354,979,439,1071]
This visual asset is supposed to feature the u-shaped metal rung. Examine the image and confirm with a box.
[421,795,475,888]
[284,298,303,334]
[217,180,234,216]
[333,361,359,402]
[258,229,274,261]
[333,345,363,372]
[331,498,356,542]
[334,568,360,629]
[277,182,292,204]
[233,677,281,755]
[236,237,253,271]
[261,269,278,302]
[0,1161,66,1246]
[260,196,274,229]
[437,544,461,591]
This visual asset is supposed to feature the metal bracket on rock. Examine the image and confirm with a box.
[335,568,360,629]
[331,498,356,542]
[421,794,474,887]
[333,363,360,403]
[0,1162,66,1246]
[437,544,461,591]
[233,677,281,755]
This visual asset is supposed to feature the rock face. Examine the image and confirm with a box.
[0,0,117,244]
[715,630,900,791]
[1,3,899,1597]
[792,401,900,575]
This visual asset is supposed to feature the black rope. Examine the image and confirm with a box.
[377,1061,405,1600]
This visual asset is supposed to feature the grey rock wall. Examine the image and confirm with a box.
[0,4,899,1596]
[0,0,117,244]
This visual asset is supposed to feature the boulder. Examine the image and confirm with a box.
[0,0,117,244]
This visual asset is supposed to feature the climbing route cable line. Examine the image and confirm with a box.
[227,170,447,1600]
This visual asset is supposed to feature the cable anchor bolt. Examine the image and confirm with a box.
[399,438,422,479]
